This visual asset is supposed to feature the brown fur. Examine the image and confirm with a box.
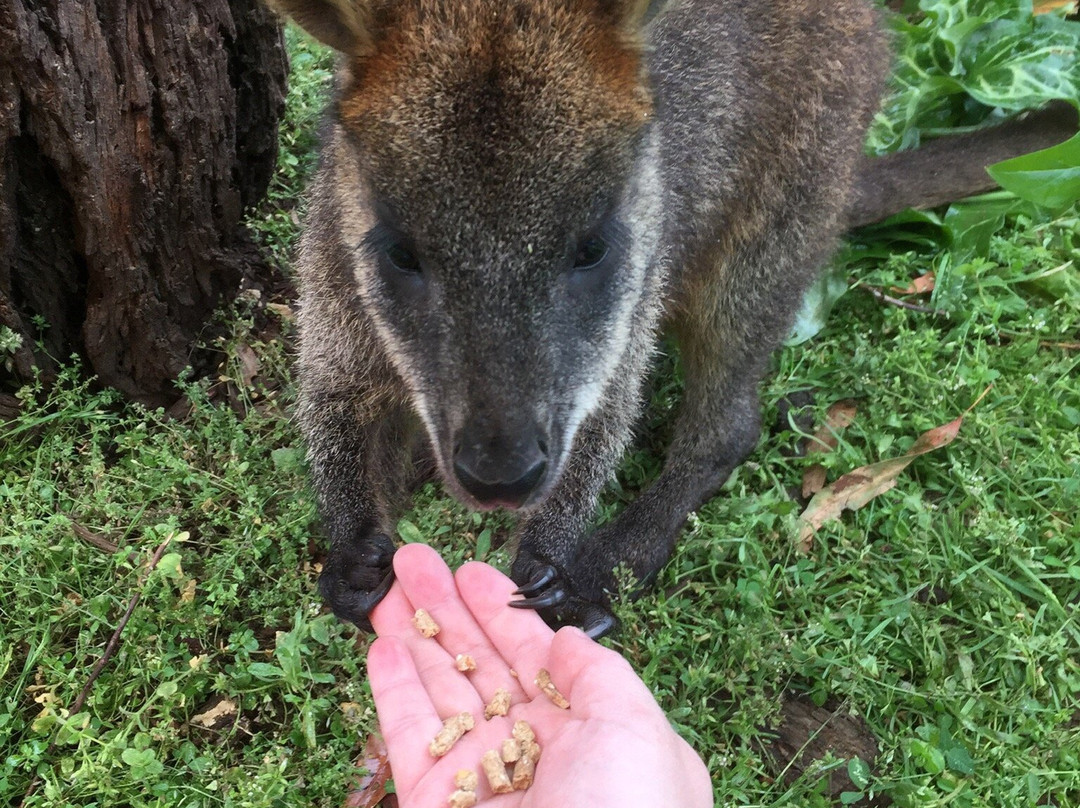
[265,0,1070,635]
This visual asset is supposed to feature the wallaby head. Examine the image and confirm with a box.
[276,0,664,510]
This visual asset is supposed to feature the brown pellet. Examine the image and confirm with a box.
[535,668,569,709]
[429,712,475,757]
[412,608,440,638]
[447,790,477,808]
[512,740,541,790]
[454,769,478,791]
[511,719,536,746]
[484,687,511,719]
[500,738,521,763]
[455,653,476,672]
[480,749,514,794]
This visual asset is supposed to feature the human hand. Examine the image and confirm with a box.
[366,543,713,807]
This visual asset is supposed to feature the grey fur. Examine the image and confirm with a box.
[284,0,891,631]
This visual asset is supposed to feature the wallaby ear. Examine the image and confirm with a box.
[265,0,372,54]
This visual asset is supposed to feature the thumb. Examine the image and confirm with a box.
[543,627,659,717]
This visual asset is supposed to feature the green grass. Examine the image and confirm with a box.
[246,25,337,269]
[4,11,1080,808]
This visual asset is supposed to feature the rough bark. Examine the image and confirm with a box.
[0,0,287,407]
[761,694,890,807]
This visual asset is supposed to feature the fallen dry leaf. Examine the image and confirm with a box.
[1034,0,1076,13]
[344,734,393,808]
[797,416,963,553]
[266,302,295,322]
[235,342,261,389]
[890,272,935,296]
[801,400,859,498]
[805,399,859,455]
[801,464,828,499]
[180,578,197,603]
[70,520,119,554]
[340,701,365,724]
[191,697,237,729]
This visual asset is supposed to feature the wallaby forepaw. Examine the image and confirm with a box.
[319,532,396,631]
[509,556,618,638]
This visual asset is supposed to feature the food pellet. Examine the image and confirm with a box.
[511,719,535,746]
[447,790,477,808]
[500,738,521,763]
[535,668,569,709]
[455,653,476,672]
[484,687,511,719]
[447,769,479,807]
[481,749,514,794]
[454,769,478,791]
[412,608,440,638]
[429,712,475,757]
[512,741,541,790]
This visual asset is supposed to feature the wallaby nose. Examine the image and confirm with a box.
[452,419,548,509]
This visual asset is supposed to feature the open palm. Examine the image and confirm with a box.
[367,543,712,807]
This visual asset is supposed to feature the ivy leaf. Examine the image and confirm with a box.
[946,743,976,775]
[847,756,872,790]
[474,528,492,560]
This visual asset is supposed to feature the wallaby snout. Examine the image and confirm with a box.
[452,415,549,509]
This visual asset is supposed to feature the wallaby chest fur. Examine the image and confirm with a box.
[279,0,889,634]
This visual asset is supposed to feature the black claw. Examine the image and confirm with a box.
[350,614,375,634]
[509,586,569,610]
[582,611,618,639]
[513,564,557,596]
[368,564,396,603]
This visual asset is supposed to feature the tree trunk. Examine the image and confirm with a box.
[0,0,287,407]
[760,694,890,807]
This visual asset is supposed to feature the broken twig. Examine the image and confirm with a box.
[855,281,948,317]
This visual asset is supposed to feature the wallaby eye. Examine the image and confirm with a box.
[573,235,609,270]
[386,243,421,273]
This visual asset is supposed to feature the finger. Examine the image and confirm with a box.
[680,740,714,807]
[366,636,443,798]
[456,561,555,698]
[393,545,529,705]
[544,627,661,718]
[369,546,484,717]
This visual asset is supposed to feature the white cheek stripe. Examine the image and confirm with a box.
[353,260,451,479]
[560,135,664,463]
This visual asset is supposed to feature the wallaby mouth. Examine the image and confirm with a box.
[450,416,550,510]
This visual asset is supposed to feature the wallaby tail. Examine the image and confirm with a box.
[846,101,1079,229]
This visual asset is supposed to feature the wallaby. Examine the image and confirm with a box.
[268,0,1077,637]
